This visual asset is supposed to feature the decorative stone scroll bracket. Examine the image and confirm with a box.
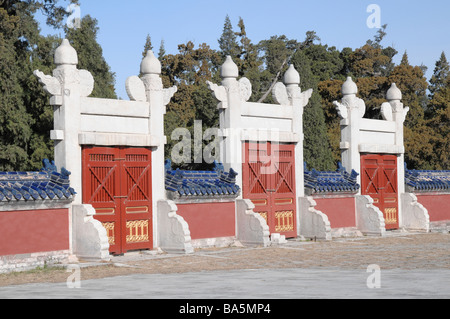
[401,193,430,232]
[72,204,110,261]
[298,196,332,240]
[206,77,252,109]
[355,195,386,236]
[236,199,270,247]
[157,200,194,254]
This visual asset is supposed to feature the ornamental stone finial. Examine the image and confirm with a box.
[334,77,366,119]
[54,39,78,66]
[140,50,161,75]
[283,64,300,86]
[386,83,402,101]
[221,56,238,79]
[342,77,358,96]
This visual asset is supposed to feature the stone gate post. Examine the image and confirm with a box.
[35,39,94,204]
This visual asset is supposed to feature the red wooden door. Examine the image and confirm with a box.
[243,142,297,238]
[361,154,399,229]
[82,147,153,254]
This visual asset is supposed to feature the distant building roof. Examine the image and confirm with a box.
[0,159,76,202]
[304,163,360,195]
[405,165,450,193]
[165,160,240,200]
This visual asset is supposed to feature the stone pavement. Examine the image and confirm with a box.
[1,268,449,299]
[0,231,449,299]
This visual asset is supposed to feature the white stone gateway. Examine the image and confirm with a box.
[334,77,428,232]
[208,57,312,240]
[35,40,178,258]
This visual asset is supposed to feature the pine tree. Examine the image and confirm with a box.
[292,49,335,171]
[426,54,450,169]
[25,34,61,169]
[235,17,260,76]
[142,34,153,57]
[158,39,166,59]
[0,8,32,170]
[0,0,74,171]
[429,52,449,100]
[257,35,299,102]
[388,52,433,169]
[65,15,117,99]
[218,15,239,60]
[161,41,221,170]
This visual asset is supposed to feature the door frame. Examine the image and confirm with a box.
[360,153,399,230]
[82,146,153,254]
[242,141,297,238]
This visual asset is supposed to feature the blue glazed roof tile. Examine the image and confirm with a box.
[165,160,240,199]
[405,164,450,193]
[0,159,76,203]
[304,162,360,195]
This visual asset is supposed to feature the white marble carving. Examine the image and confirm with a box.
[163,85,178,106]
[157,200,194,254]
[239,77,252,102]
[236,199,270,247]
[380,102,393,121]
[126,75,147,101]
[356,195,386,236]
[272,82,290,106]
[298,196,332,240]
[34,70,62,96]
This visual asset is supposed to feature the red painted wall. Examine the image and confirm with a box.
[176,202,235,240]
[313,196,356,228]
[416,193,450,222]
[0,209,70,256]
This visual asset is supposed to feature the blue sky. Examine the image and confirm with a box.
[38,0,450,99]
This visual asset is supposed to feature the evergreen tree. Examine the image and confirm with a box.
[0,0,75,171]
[301,31,321,49]
[345,36,397,119]
[302,41,344,82]
[235,17,261,76]
[218,15,239,60]
[158,39,166,59]
[25,34,61,169]
[257,35,299,102]
[427,54,450,169]
[0,7,32,170]
[389,52,432,169]
[161,41,221,170]
[429,52,449,100]
[65,15,117,99]
[291,50,335,171]
[142,34,153,57]
[426,77,450,169]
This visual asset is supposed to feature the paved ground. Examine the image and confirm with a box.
[0,231,449,300]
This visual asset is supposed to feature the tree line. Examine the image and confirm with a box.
[0,0,115,171]
[159,16,449,171]
[0,2,448,172]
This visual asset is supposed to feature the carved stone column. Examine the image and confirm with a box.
[139,50,177,246]
[334,77,366,187]
[34,39,94,203]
